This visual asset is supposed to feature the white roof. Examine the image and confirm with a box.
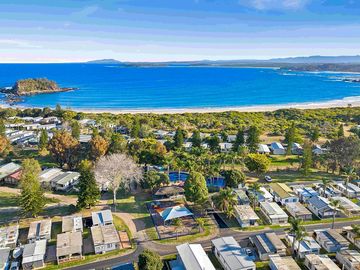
[287,235,320,253]
[234,205,259,222]
[305,254,340,270]
[260,187,273,200]
[39,168,62,183]
[271,142,285,150]
[258,144,271,153]
[176,243,215,270]
[212,237,255,270]
[332,197,360,212]
[220,142,233,149]
[22,240,46,264]
[92,210,113,226]
[260,202,288,219]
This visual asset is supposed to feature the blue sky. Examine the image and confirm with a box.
[1,0,360,62]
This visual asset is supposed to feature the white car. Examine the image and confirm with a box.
[264,175,272,182]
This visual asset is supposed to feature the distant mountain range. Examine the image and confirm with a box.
[86,56,360,72]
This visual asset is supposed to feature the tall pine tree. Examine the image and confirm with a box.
[246,126,261,153]
[38,129,48,150]
[77,160,100,209]
[20,159,45,217]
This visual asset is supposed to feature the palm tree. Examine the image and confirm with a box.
[351,224,360,246]
[289,217,302,256]
[196,218,206,233]
[248,183,263,209]
[344,167,358,196]
[329,199,344,229]
[321,178,332,197]
[172,218,183,239]
[213,187,238,218]
[295,227,308,259]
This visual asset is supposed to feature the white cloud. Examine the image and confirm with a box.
[0,39,41,48]
[241,0,310,11]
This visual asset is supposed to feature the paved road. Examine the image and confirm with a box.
[67,219,360,270]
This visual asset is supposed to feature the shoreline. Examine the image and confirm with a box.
[2,96,360,114]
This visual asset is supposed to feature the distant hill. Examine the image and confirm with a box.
[268,55,360,64]
[86,59,124,64]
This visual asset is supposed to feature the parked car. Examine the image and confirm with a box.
[10,261,20,270]
[264,175,272,182]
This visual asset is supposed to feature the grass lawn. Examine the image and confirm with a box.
[15,149,58,168]
[256,261,270,270]
[263,170,343,183]
[0,191,19,207]
[269,155,300,168]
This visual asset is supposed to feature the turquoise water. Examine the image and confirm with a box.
[0,64,360,110]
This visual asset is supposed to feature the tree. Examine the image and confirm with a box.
[224,169,245,188]
[295,227,307,259]
[310,127,320,142]
[138,249,163,270]
[248,182,263,209]
[245,153,270,175]
[247,126,261,153]
[343,167,358,197]
[184,171,208,204]
[233,128,245,152]
[328,136,360,172]
[89,135,109,161]
[71,121,81,140]
[302,140,312,175]
[108,133,127,154]
[76,160,100,209]
[47,131,80,169]
[95,154,142,208]
[38,129,48,151]
[321,178,332,197]
[284,123,302,155]
[131,119,141,138]
[0,135,12,157]
[172,218,183,239]
[0,120,5,136]
[142,170,169,191]
[337,124,345,138]
[213,187,237,218]
[207,135,220,153]
[289,217,302,257]
[19,159,45,217]
[174,128,184,148]
[329,199,344,229]
[191,130,202,148]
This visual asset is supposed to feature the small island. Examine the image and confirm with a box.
[1,78,77,104]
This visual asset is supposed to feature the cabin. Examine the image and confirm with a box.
[315,229,349,253]
[285,202,313,220]
[219,142,233,153]
[336,250,360,270]
[0,225,19,249]
[270,142,286,155]
[334,182,360,198]
[332,197,360,216]
[307,196,335,219]
[259,202,288,225]
[212,237,256,270]
[56,231,83,264]
[269,255,301,270]
[62,215,83,233]
[170,243,215,270]
[92,210,113,226]
[154,186,185,199]
[269,183,299,205]
[28,219,52,243]
[286,235,320,259]
[258,144,271,154]
[22,240,47,270]
[234,205,260,228]
[313,145,326,155]
[291,143,303,155]
[250,232,286,261]
[294,186,318,203]
[0,162,22,185]
[50,171,80,192]
[233,189,250,205]
[91,224,120,254]
[304,254,340,270]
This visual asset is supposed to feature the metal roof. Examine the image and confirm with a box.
[176,243,215,270]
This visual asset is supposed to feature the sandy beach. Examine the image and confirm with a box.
[2,96,360,115]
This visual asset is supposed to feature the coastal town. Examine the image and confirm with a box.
[0,106,360,270]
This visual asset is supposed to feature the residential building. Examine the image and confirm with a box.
[304,254,340,270]
[219,142,233,153]
[250,232,286,260]
[269,255,301,270]
[286,235,321,259]
[233,189,250,205]
[336,250,360,270]
[92,210,113,226]
[332,197,360,216]
[62,215,83,233]
[28,219,52,243]
[258,144,271,154]
[315,229,349,253]
[260,202,288,224]
[22,240,47,270]
[271,142,286,155]
[294,186,319,203]
[317,186,342,198]
[0,248,10,270]
[0,225,19,249]
[39,168,63,187]
[50,171,80,191]
[285,202,313,220]
[345,228,360,249]
[0,162,22,185]
[56,231,83,264]
[334,182,360,198]
[212,237,256,270]
[91,225,120,254]
[257,187,274,203]
[269,183,299,205]
[313,145,326,155]
[291,143,303,155]
[234,205,260,228]
[170,243,215,270]
[307,197,335,219]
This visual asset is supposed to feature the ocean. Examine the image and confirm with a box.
[0,64,360,111]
